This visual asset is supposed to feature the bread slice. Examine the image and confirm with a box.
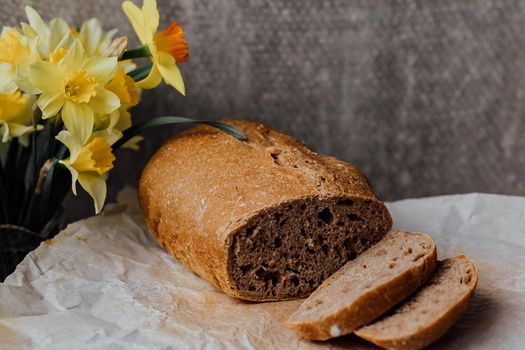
[355,255,478,350]
[139,120,392,301]
[286,231,437,340]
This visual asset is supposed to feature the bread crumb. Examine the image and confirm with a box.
[330,325,342,337]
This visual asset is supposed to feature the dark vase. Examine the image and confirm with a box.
[0,224,43,281]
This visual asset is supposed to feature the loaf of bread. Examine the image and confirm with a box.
[286,231,437,340]
[139,120,392,301]
[355,255,478,350]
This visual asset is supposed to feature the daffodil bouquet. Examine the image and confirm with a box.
[0,0,243,279]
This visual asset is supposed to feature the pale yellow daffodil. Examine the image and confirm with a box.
[0,27,31,94]
[56,130,116,213]
[0,90,41,146]
[122,0,188,94]
[29,40,120,144]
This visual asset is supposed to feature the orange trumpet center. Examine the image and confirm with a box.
[153,22,189,63]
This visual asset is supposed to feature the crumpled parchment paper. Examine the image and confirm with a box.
[1,189,524,350]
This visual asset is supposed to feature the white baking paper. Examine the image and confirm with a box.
[1,189,524,350]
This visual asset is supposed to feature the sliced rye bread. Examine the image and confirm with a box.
[355,255,478,350]
[286,231,437,340]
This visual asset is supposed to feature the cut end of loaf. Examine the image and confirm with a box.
[227,196,392,301]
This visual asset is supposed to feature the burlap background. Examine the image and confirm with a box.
[3,0,525,218]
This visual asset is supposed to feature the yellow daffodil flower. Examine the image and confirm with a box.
[106,68,141,107]
[29,40,120,144]
[122,0,188,94]
[0,28,31,93]
[0,90,41,145]
[56,130,115,213]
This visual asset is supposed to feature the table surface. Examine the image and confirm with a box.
[1,189,524,350]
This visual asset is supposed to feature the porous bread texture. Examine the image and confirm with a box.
[286,231,437,340]
[355,255,478,350]
[230,197,389,299]
[139,120,392,301]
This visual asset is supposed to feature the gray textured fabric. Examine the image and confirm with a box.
[3,0,525,219]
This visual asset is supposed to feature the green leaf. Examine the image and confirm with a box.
[112,117,246,150]
[31,124,38,183]
[128,62,153,81]
[120,45,151,60]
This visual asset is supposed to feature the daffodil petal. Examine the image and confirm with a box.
[78,173,107,214]
[24,6,48,35]
[48,18,70,50]
[9,123,41,138]
[106,109,120,129]
[136,62,162,89]
[114,107,132,131]
[0,79,17,94]
[21,22,37,38]
[0,122,10,143]
[0,63,17,94]
[143,0,160,33]
[62,40,86,71]
[79,18,103,56]
[101,28,118,52]
[122,1,149,44]
[49,18,69,34]
[156,51,185,95]
[17,134,30,147]
[92,128,122,146]
[29,60,62,94]
[89,88,120,114]
[59,159,79,195]
[37,93,64,119]
[62,101,94,144]
[15,59,41,95]
[83,56,117,85]
[122,135,143,151]
[56,129,81,160]
[118,59,137,73]
[54,32,75,53]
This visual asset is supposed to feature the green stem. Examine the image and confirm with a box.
[112,117,246,150]
[0,172,9,222]
[120,45,151,60]
[4,140,19,222]
[128,62,153,81]
[31,113,38,184]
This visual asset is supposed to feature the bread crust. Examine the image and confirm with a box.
[355,256,478,350]
[286,231,437,340]
[138,120,392,301]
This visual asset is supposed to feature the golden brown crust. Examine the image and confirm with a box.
[138,120,392,301]
[286,232,437,340]
[355,256,478,350]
